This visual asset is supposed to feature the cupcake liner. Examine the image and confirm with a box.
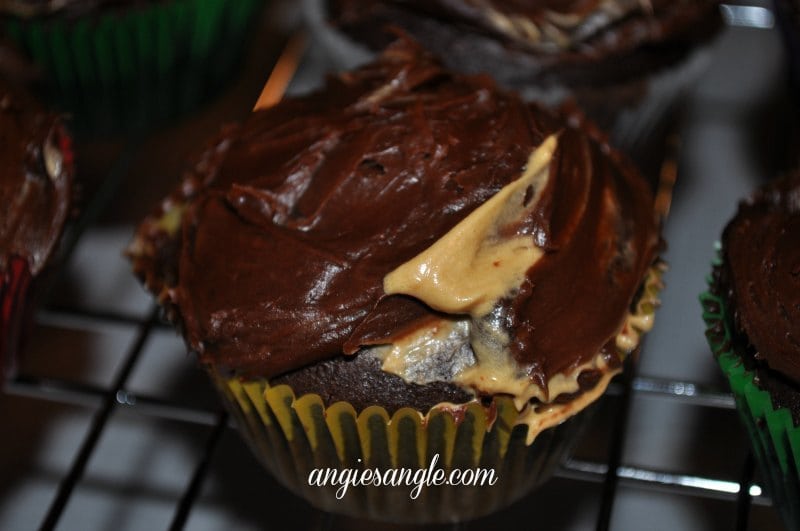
[208,368,592,524]
[199,267,661,524]
[132,234,661,524]
[1,256,33,383]
[701,254,800,530]
[3,0,265,136]
[0,116,73,384]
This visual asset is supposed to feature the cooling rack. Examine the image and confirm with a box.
[0,2,790,529]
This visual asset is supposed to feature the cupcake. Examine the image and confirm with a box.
[129,38,664,523]
[0,80,74,380]
[1,0,266,136]
[312,0,723,184]
[701,172,800,531]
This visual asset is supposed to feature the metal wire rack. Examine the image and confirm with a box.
[0,2,789,529]
[2,299,772,530]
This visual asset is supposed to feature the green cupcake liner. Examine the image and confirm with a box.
[700,253,800,530]
[3,0,265,136]
[209,368,591,524]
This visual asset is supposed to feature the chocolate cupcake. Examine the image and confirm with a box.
[311,0,722,183]
[701,172,800,531]
[1,0,266,136]
[130,38,664,523]
[0,80,73,380]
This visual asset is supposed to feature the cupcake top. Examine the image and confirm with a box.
[720,173,800,385]
[131,39,659,418]
[0,80,72,277]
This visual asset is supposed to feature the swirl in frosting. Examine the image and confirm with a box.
[133,39,660,405]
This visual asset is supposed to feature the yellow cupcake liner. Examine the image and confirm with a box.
[131,171,662,523]
[187,267,661,524]
[208,367,592,524]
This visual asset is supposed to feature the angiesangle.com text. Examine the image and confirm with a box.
[307,453,499,500]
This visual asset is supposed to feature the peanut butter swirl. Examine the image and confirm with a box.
[721,173,800,385]
[132,39,659,391]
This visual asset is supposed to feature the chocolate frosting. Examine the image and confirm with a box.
[722,173,800,385]
[137,39,658,389]
[0,82,72,276]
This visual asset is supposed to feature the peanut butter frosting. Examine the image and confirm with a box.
[131,39,660,403]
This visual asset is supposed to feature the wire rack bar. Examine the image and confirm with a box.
[596,366,634,530]
[629,376,736,409]
[36,305,158,330]
[169,411,229,531]
[7,375,222,427]
[8,364,737,420]
[5,361,766,509]
[559,459,769,507]
[1,4,780,528]
[736,453,756,531]
[39,308,158,531]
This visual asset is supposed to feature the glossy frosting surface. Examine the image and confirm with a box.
[0,82,71,276]
[722,173,800,384]
[144,40,658,389]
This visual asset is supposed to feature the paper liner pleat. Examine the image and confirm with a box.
[211,369,589,524]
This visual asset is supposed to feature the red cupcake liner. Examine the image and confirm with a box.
[1,255,33,383]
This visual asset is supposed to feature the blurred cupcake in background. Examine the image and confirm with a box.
[0,78,74,381]
[1,0,267,136]
[701,171,800,531]
[309,0,723,185]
